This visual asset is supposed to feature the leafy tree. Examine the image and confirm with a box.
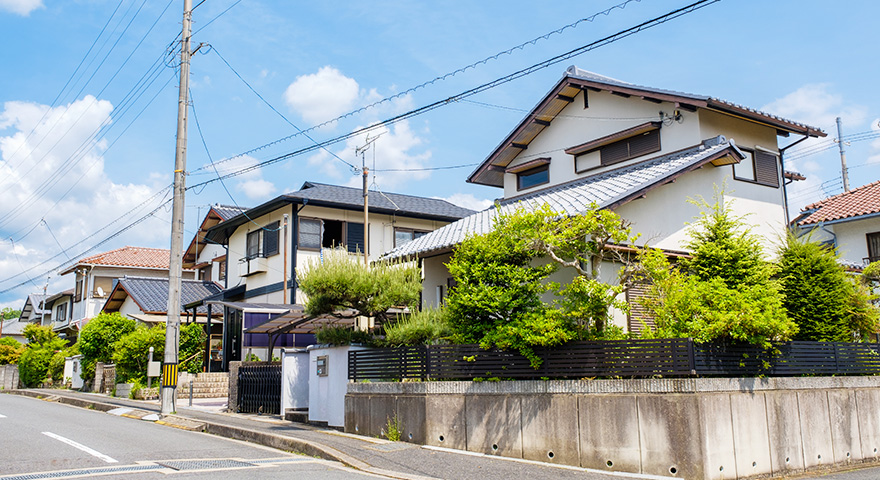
[1,307,21,320]
[636,195,796,348]
[0,337,25,365]
[18,324,67,387]
[77,312,136,382]
[777,233,879,341]
[112,323,204,382]
[299,249,421,324]
[519,203,639,335]
[445,207,572,367]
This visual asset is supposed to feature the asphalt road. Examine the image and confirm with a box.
[0,394,389,479]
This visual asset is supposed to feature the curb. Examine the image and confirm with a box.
[3,389,438,480]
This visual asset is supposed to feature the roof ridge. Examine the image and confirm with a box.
[802,180,880,210]
[290,181,475,210]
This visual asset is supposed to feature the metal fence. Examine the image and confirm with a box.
[348,340,880,381]
[238,362,281,414]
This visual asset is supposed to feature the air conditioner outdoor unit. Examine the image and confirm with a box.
[239,257,268,277]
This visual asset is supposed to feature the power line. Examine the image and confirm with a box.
[189,0,648,175]
[187,0,720,188]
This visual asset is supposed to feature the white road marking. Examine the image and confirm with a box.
[0,413,6,418]
[42,431,118,463]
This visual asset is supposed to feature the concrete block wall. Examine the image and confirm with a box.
[0,364,19,389]
[346,377,880,479]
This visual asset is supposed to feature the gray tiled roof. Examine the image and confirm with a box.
[213,204,248,221]
[384,136,742,259]
[287,182,476,220]
[566,67,822,133]
[118,277,222,314]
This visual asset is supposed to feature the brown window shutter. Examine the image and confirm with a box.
[601,140,630,165]
[626,281,656,335]
[754,151,779,187]
[600,129,661,166]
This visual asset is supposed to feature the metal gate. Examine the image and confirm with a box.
[237,362,281,414]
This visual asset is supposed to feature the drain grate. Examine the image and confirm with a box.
[1,464,162,480]
[156,459,256,471]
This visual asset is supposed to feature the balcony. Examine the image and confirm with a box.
[239,256,268,277]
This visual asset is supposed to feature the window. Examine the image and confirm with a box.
[868,232,880,264]
[218,260,226,281]
[599,129,661,166]
[263,221,280,256]
[733,147,779,187]
[299,218,322,249]
[246,230,260,259]
[75,277,83,302]
[299,218,365,253]
[733,149,756,181]
[517,164,550,190]
[55,304,66,322]
[394,228,429,248]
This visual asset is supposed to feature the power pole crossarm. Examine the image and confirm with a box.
[162,0,193,416]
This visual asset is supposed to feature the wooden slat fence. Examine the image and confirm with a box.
[348,340,880,381]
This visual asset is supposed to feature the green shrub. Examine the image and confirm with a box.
[0,337,24,365]
[383,308,451,347]
[18,324,66,387]
[179,322,206,373]
[77,312,136,381]
[315,325,374,346]
[112,325,165,383]
[778,233,879,341]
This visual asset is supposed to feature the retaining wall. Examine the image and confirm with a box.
[0,364,18,389]
[346,377,880,479]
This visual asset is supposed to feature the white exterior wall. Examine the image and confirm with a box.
[195,242,227,284]
[308,344,368,427]
[280,348,310,411]
[502,90,702,198]
[224,203,450,304]
[831,216,880,265]
[422,253,453,309]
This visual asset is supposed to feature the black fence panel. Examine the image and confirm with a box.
[238,362,281,414]
[348,346,428,381]
[348,340,880,381]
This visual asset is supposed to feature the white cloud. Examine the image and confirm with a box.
[762,84,867,131]
[237,178,277,201]
[438,193,494,212]
[0,0,42,16]
[0,97,170,304]
[201,154,277,203]
[284,66,360,125]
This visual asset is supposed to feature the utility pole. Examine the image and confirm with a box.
[162,0,192,416]
[837,116,850,192]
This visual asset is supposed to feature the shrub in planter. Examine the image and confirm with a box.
[315,326,374,346]
[383,308,451,347]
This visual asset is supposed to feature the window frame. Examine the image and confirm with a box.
[867,232,880,264]
[55,303,66,322]
[298,217,323,251]
[516,164,550,191]
[246,230,261,259]
[598,128,661,167]
[732,146,780,188]
[394,227,430,248]
[262,221,280,257]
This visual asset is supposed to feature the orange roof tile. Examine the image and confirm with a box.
[74,246,171,270]
[797,181,880,225]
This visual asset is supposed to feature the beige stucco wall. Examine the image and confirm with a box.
[502,90,703,198]
[421,253,453,309]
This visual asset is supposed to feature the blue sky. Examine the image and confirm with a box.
[1,0,879,309]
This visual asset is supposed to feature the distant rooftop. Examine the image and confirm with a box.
[61,246,172,275]
[795,181,880,226]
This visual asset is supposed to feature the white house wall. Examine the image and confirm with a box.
[422,253,453,309]
[502,90,702,198]
[831,216,880,265]
[225,203,450,305]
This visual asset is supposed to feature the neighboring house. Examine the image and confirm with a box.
[200,181,475,368]
[43,289,75,339]
[59,246,195,333]
[385,66,824,333]
[183,204,248,285]
[1,317,30,344]
[101,276,222,324]
[17,293,48,325]
[792,180,880,267]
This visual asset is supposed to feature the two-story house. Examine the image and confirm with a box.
[43,289,75,339]
[793,180,880,267]
[183,204,248,285]
[199,181,475,368]
[385,67,825,333]
[59,246,195,335]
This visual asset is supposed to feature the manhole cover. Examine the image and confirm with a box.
[157,459,255,471]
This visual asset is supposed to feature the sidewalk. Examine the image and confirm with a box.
[6,388,662,480]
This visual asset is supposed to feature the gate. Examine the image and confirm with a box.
[237,362,281,414]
